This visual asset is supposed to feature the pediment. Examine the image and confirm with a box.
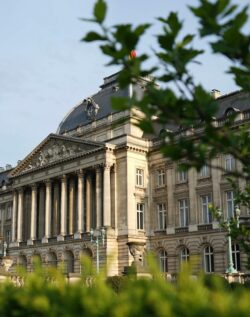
[11,134,104,177]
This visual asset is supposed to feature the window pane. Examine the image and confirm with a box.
[157,203,167,230]
[204,246,214,273]
[226,191,234,218]
[136,169,144,186]
[159,250,168,272]
[180,248,189,262]
[179,199,188,227]
[201,195,212,224]
[200,164,210,177]
[157,169,165,187]
[137,203,144,230]
[232,243,241,271]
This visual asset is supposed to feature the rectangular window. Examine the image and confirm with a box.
[157,203,167,230]
[5,230,11,244]
[157,169,165,187]
[136,168,144,187]
[201,194,212,224]
[137,203,144,230]
[226,190,235,218]
[178,170,187,183]
[6,204,12,220]
[225,155,236,172]
[179,199,189,227]
[200,164,210,178]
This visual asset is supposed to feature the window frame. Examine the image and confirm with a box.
[201,194,212,224]
[226,190,235,218]
[136,203,144,230]
[203,246,214,273]
[232,243,241,271]
[156,169,165,187]
[225,154,236,172]
[158,249,168,273]
[179,199,189,227]
[178,169,188,183]
[136,168,144,187]
[199,164,210,178]
[180,247,190,263]
[157,203,167,230]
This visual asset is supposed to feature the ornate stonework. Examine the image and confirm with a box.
[24,141,87,171]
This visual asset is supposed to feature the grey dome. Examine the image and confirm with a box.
[57,72,150,135]
[57,73,130,134]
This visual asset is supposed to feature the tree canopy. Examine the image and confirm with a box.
[82,0,250,261]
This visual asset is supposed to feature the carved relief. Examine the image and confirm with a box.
[23,140,94,172]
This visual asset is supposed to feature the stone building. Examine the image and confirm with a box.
[0,72,249,276]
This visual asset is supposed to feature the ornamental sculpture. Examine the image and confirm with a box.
[24,140,91,171]
[84,97,100,120]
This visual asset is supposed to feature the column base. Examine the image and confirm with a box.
[57,235,65,242]
[42,237,49,244]
[27,239,35,246]
[9,242,19,248]
[74,232,82,240]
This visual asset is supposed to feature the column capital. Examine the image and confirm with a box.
[95,166,102,173]
[44,179,52,186]
[31,183,38,190]
[17,187,24,194]
[77,169,86,177]
[61,175,67,182]
[103,163,112,170]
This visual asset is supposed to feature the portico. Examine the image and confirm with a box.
[7,134,116,273]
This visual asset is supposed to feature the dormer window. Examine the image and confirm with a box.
[225,107,239,117]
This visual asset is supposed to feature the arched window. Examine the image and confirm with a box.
[158,249,168,273]
[180,247,189,263]
[204,246,214,273]
[48,252,57,268]
[232,243,241,271]
[18,255,28,271]
[64,250,74,274]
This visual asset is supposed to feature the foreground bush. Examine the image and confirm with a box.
[0,263,250,317]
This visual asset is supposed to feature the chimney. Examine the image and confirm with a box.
[5,164,12,170]
[211,89,221,99]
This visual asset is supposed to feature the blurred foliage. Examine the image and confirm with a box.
[0,260,250,317]
[82,0,250,261]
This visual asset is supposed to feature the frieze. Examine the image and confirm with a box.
[23,141,86,172]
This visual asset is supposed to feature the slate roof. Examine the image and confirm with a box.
[0,170,12,188]
[57,70,250,139]
[57,72,148,134]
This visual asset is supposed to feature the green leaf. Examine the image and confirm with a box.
[83,31,106,42]
[94,0,107,24]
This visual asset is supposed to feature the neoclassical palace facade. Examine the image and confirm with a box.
[0,73,249,276]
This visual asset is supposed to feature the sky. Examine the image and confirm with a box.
[0,0,249,168]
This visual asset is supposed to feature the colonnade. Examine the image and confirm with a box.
[11,165,112,244]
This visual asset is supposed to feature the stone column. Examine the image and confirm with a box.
[103,165,111,227]
[53,182,60,236]
[17,188,24,242]
[86,174,92,232]
[43,180,52,242]
[58,175,67,240]
[11,191,18,243]
[29,184,37,242]
[75,170,85,238]
[96,167,102,229]
[69,178,75,235]
[166,163,175,234]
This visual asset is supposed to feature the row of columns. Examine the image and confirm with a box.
[11,166,112,244]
